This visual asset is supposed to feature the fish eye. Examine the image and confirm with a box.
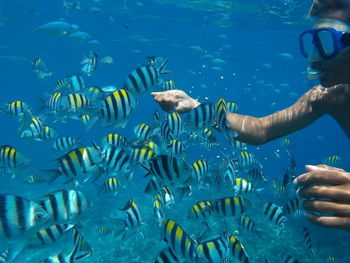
[35,213,44,221]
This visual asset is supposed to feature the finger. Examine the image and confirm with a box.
[294,168,350,186]
[303,200,350,216]
[298,185,350,201]
[314,164,344,172]
[306,212,350,231]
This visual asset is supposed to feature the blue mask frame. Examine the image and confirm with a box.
[299,27,350,59]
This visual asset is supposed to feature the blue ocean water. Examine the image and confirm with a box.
[0,0,349,262]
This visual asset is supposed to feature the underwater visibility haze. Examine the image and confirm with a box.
[0,0,349,262]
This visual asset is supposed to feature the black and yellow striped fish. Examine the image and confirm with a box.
[215,97,228,134]
[301,226,315,254]
[238,216,257,233]
[238,151,255,169]
[39,189,90,224]
[114,199,142,240]
[3,100,30,117]
[0,249,8,263]
[228,235,250,263]
[101,146,132,176]
[322,155,342,166]
[39,126,58,140]
[132,147,155,164]
[167,140,185,156]
[134,123,152,141]
[160,219,199,263]
[101,133,128,148]
[226,102,238,113]
[192,159,209,183]
[327,256,338,263]
[64,93,91,112]
[100,89,137,128]
[0,195,50,240]
[41,234,82,263]
[0,145,31,173]
[85,86,104,100]
[142,155,193,186]
[81,51,98,77]
[47,92,62,113]
[161,120,174,143]
[212,197,249,217]
[154,247,179,263]
[54,147,101,182]
[233,178,255,195]
[99,226,113,235]
[197,233,230,263]
[153,194,165,226]
[124,58,169,97]
[18,114,43,139]
[99,177,122,195]
[53,74,85,93]
[72,228,93,261]
[27,224,74,248]
[161,79,176,91]
[263,202,287,227]
[184,103,216,130]
[167,112,182,137]
[24,174,47,184]
[283,197,302,217]
[187,200,214,220]
[52,136,81,152]
[144,178,160,196]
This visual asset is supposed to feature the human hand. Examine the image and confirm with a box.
[294,164,350,231]
[151,90,200,114]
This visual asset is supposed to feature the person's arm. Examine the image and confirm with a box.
[152,85,344,145]
[226,86,328,145]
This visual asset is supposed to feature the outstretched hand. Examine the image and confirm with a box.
[151,90,200,114]
[294,164,350,231]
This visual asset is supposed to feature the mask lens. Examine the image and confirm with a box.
[318,30,335,56]
[301,32,314,57]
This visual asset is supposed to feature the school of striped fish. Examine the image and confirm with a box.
[0,51,342,263]
[0,1,345,263]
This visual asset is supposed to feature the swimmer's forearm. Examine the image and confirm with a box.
[227,88,325,145]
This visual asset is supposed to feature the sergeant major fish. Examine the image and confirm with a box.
[0,195,51,263]
[39,189,90,224]
[124,58,169,97]
[100,89,137,129]
[141,155,193,187]
[81,51,98,76]
[0,145,31,175]
[112,199,143,240]
[160,219,199,263]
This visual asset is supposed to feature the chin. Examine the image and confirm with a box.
[319,74,340,87]
[320,79,335,87]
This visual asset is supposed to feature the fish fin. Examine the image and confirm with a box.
[91,140,101,150]
[139,162,152,175]
[33,96,47,114]
[114,227,126,238]
[7,241,26,263]
[83,116,99,131]
[39,169,61,184]
[0,249,8,262]
[158,58,169,74]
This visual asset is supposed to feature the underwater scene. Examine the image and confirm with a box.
[0,0,349,262]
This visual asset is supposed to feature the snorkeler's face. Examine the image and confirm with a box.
[307,18,350,87]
